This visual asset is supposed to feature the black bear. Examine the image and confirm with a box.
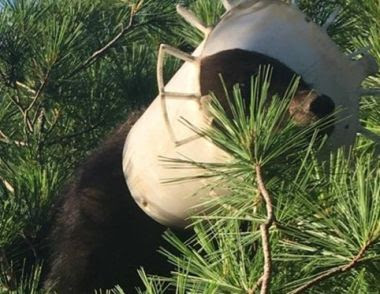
[43,109,191,293]
[43,50,334,293]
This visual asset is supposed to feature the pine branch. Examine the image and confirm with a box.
[15,81,37,95]
[28,71,51,129]
[0,176,14,193]
[255,164,275,294]
[66,4,138,79]
[289,242,372,294]
[0,135,27,147]
[8,94,34,133]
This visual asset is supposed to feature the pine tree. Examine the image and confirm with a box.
[0,0,378,293]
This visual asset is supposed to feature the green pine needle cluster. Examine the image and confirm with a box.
[141,66,379,294]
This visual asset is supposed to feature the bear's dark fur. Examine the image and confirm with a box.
[200,49,335,124]
[44,109,188,293]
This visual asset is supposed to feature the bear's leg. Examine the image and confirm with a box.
[44,109,177,293]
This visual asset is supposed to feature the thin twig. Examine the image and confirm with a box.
[0,127,27,146]
[15,81,37,95]
[9,70,50,136]
[27,71,50,113]
[0,129,9,141]
[255,165,275,294]
[8,95,25,115]
[289,242,371,294]
[66,6,137,79]
[8,95,33,133]
[0,176,14,193]
[0,138,27,147]
[249,276,263,294]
